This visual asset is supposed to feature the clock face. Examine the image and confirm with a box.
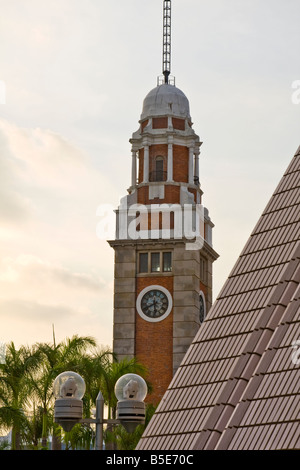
[141,289,169,319]
[136,285,172,323]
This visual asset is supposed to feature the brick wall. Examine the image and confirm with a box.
[152,117,168,129]
[200,282,207,296]
[173,145,189,183]
[137,184,180,205]
[172,117,185,130]
[135,275,174,405]
[149,144,168,174]
[141,120,149,132]
[137,144,190,186]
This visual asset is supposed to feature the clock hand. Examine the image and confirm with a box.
[146,297,154,307]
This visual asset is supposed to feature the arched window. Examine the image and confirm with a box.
[149,156,166,182]
[155,156,164,181]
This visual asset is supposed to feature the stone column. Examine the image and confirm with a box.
[131,150,137,187]
[111,244,136,362]
[194,151,199,184]
[143,144,149,183]
[189,146,194,185]
[172,243,201,375]
[167,139,173,182]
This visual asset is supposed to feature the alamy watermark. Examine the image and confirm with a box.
[96,201,206,250]
[291,340,300,365]
[0,342,6,364]
[291,80,300,105]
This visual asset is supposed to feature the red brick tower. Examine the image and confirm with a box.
[108,1,218,404]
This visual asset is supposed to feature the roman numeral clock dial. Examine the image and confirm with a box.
[141,289,169,318]
[137,285,173,323]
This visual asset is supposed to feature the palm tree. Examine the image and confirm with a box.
[0,403,26,448]
[57,335,97,371]
[21,404,44,450]
[95,357,150,451]
[32,334,97,449]
[105,403,156,450]
[0,336,152,450]
[62,422,94,450]
[61,354,151,450]
[0,342,41,450]
[76,347,115,416]
[100,357,150,420]
[0,438,10,450]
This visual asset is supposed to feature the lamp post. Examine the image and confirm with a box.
[53,371,148,450]
[95,391,104,450]
[115,373,148,434]
[53,371,86,433]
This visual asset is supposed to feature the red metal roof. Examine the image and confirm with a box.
[137,146,300,450]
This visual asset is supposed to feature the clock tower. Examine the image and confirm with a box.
[108,1,218,404]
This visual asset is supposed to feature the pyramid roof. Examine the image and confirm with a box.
[137,146,300,450]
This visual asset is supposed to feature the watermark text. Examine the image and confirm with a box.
[96,201,207,251]
[291,340,300,365]
[0,342,6,364]
[291,80,300,104]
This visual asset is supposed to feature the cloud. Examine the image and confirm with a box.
[0,123,32,223]
[0,118,116,347]
[0,119,85,228]
[0,254,110,339]
[0,117,119,263]
[0,254,106,292]
[0,299,77,323]
[1,0,297,352]
[0,118,87,189]
[0,254,113,347]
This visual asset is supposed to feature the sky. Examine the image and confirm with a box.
[0,0,299,350]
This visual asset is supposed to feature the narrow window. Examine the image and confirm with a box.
[200,258,207,283]
[151,253,161,272]
[163,252,172,272]
[139,253,148,273]
[155,156,164,181]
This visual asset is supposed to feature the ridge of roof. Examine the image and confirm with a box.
[194,243,300,450]
[137,147,300,451]
[215,285,300,450]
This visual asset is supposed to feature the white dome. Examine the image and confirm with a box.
[141,84,190,121]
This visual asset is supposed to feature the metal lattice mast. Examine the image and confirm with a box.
[162,0,171,84]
